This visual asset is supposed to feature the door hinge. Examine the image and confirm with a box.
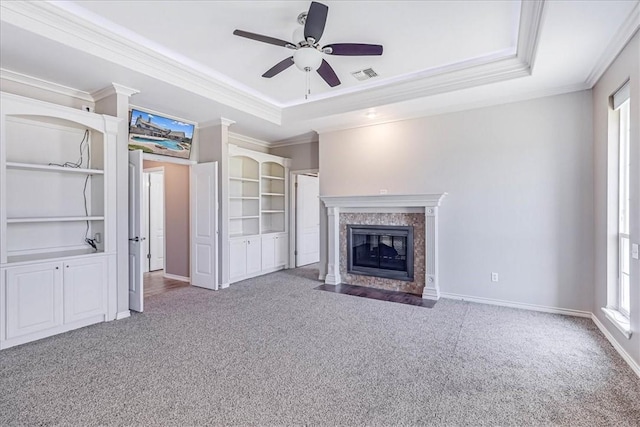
[147,253,151,259]
[294,250,298,255]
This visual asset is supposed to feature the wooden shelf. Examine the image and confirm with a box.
[230,196,259,200]
[262,210,285,214]
[262,175,285,180]
[6,162,104,175]
[262,193,285,196]
[229,215,259,220]
[7,216,105,224]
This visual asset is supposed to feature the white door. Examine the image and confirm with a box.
[128,150,144,312]
[190,162,218,290]
[142,172,150,273]
[296,174,320,266]
[276,234,288,266]
[149,172,165,271]
[261,236,275,270]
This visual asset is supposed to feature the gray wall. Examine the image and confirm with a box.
[270,141,319,171]
[143,160,190,278]
[592,32,639,366]
[319,90,594,312]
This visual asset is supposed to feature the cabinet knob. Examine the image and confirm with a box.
[66,265,69,268]
[55,266,59,270]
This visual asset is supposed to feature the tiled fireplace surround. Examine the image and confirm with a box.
[320,194,447,300]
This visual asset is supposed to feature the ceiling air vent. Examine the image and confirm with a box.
[351,68,378,81]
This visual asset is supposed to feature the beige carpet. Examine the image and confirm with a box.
[1,265,638,426]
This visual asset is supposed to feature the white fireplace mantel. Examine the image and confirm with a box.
[320,193,447,301]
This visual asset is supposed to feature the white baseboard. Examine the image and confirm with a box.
[163,273,190,283]
[591,314,640,378]
[439,291,639,377]
[115,310,131,320]
[219,282,230,289]
[439,292,592,318]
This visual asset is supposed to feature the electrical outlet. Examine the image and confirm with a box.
[379,189,388,194]
[491,272,499,282]
[94,232,101,244]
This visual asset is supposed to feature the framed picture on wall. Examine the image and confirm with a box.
[128,108,195,160]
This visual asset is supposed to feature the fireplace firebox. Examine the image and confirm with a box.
[347,225,414,281]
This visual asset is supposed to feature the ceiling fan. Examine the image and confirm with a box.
[233,1,383,90]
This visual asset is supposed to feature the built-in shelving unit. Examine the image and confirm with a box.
[227,145,290,283]
[0,92,119,350]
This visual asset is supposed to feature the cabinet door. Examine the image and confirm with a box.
[246,236,261,275]
[6,262,63,339]
[261,236,275,270]
[275,234,288,267]
[229,239,247,281]
[63,257,107,323]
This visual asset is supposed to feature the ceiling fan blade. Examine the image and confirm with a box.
[262,57,295,78]
[233,29,294,48]
[304,2,328,43]
[323,43,383,56]
[317,59,340,87]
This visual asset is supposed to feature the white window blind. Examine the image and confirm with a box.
[613,81,630,110]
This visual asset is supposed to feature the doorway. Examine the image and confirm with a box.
[142,168,165,273]
[290,171,320,267]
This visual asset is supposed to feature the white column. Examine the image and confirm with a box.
[422,206,440,300]
[324,206,342,285]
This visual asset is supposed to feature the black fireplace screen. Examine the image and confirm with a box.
[347,225,414,281]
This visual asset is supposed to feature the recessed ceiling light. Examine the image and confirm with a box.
[365,111,377,119]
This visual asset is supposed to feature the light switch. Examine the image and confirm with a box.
[632,243,639,260]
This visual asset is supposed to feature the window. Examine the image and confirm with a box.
[618,97,630,317]
[603,81,632,338]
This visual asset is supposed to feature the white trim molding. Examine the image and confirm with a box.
[91,83,140,101]
[0,68,94,103]
[115,310,131,320]
[228,132,271,149]
[600,307,632,339]
[440,292,592,318]
[320,194,447,300]
[592,314,640,378]
[586,2,640,87]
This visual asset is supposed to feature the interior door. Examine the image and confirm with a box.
[190,162,218,290]
[149,172,164,271]
[142,172,150,273]
[296,174,320,266]
[128,150,144,312]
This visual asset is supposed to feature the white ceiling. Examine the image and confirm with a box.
[0,1,638,143]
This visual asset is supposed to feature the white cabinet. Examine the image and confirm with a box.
[63,257,107,324]
[5,262,63,339]
[262,233,287,271]
[2,256,107,347]
[0,92,118,350]
[227,145,290,284]
[229,236,261,282]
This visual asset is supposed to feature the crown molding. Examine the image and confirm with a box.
[91,83,140,101]
[312,81,590,135]
[228,132,270,148]
[200,117,236,129]
[0,68,94,103]
[585,2,640,88]
[270,133,319,148]
[516,0,546,72]
[0,0,281,124]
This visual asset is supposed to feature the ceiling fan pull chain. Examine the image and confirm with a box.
[305,68,311,100]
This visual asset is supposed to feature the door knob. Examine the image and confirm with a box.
[129,237,146,242]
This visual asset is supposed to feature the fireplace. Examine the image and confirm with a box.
[347,225,414,281]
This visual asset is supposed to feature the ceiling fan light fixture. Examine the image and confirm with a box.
[293,47,322,71]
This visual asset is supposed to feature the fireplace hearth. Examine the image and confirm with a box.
[347,225,414,281]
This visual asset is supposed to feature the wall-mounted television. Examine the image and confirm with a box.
[128,108,195,160]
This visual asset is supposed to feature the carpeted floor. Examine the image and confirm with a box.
[1,265,639,426]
